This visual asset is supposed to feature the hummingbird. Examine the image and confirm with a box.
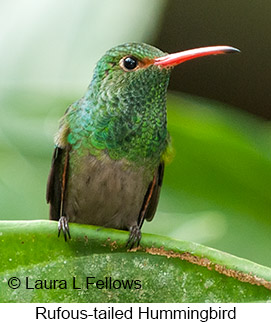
[46,42,239,248]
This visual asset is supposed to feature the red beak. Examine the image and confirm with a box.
[154,46,240,67]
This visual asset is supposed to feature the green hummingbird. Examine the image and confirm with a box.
[46,42,239,247]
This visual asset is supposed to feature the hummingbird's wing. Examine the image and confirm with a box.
[47,143,71,241]
[138,161,164,227]
[46,146,64,221]
[46,114,71,221]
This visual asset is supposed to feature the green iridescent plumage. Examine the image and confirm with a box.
[65,43,172,168]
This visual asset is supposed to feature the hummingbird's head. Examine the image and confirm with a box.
[83,42,239,161]
[89,42,171,107]
[89,42,239,111]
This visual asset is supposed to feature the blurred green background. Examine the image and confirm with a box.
[0,0,270,267]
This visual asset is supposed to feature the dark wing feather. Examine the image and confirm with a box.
[138,161,165,228]
[46,147,64,220]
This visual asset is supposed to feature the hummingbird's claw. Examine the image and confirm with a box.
[126,225,141,249]
[58,216,71,241]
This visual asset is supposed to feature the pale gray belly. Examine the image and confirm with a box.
[64,153,152,230]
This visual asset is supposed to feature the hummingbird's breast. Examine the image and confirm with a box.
[68,98,169,167]
[65,152,152,230]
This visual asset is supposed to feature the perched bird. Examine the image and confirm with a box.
[47,42,239,247]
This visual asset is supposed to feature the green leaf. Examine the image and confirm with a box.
[1,220,271,302]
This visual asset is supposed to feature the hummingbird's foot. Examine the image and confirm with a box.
[58,216,71,241]
[126,225,141,249]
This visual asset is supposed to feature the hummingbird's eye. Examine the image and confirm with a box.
[120,56,139,71]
